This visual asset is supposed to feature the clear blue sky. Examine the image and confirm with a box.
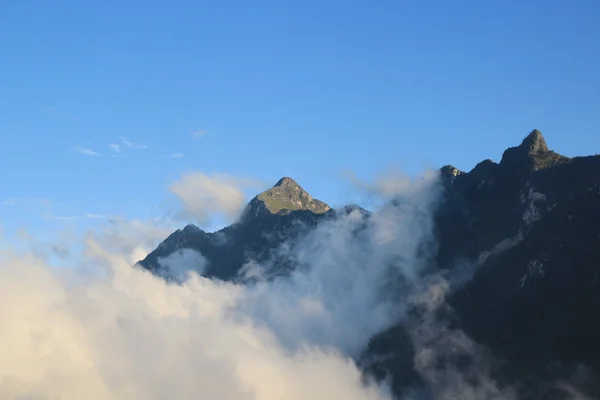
[1,0,599,235]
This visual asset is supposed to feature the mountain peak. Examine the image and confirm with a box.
[500,129,567,171]
[183,223,201,232]
[242,177,331,218]
[273,177,300,188]
[520,129,549,154]
[440,165,465,182]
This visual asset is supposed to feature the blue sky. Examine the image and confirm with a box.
[1,0,599,236]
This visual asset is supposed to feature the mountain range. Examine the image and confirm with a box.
[138,129,600,399]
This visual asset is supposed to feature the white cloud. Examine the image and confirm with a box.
[0,221,392,400]
[1,198,18,206]
[109,143,121,153]
[169,172,260,225]
[85,213,108,220]
[74,146,100,156]
[344,168,438,199]
[191,129,208,138]
[157,248,208,282]
[0,172,447,400]
[119,137,147,150]
[87,218,174,265]
[166,153,184,159]
[232,172,442,356]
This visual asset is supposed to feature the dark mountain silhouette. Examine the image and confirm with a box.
[365,130,600,398]
[138,129,600,399]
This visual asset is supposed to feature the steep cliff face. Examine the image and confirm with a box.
[365,130,600,398]
[435,129,581,268]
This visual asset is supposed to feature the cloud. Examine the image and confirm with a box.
[109,143,121,153]
[166,153,184,159]
[231,175,442,357]
[85,213,108,220]
[192,129,208,138]
[107,139,146,157]
[1,198,18,206]
[344,168,438,199]
[169,172,261,225]
[556,367,600,400]
[42,214,108,222]
[0,220,393,400]
[119,137,147,150]
[0,171,443,400]
[405,273,519,400]
[11,227,75,261]
[157,248,208,282]
[90,218,174,264]
[73,145,100,156]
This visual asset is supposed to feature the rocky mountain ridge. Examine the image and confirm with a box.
[138,177,336,281]
[366,130,600,398]
[138,129,600,399]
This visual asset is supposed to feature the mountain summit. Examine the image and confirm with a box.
[500,129,569,171]
[242,177,331,218]
[520,128,549,154]
[139,176,332,280]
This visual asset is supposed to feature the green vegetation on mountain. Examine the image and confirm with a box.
[251,177,330,215]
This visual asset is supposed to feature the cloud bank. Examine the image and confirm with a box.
[0,242,391,399]
[6,169,584,400]
[0,169,446,400]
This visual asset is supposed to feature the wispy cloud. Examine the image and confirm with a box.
[191,129,208,138]
[73,146,100,156]
[43,214,80,221]
[120,137,147,150]
[109,143,121,153]
[166,153,184,159]
[0,197,55,210]
[43,213,108,221]
[1,198,18,206]
[84,213,108,220]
